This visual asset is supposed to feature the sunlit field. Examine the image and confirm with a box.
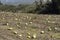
[0,12,60,40]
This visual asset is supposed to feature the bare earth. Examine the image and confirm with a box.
[0,12,60,40]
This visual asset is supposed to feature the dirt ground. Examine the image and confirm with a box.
[0,12,60,40]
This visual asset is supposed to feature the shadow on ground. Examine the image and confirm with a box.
[37,9,60,15]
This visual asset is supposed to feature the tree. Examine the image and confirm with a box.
[34,0,43,13]
[0,1,3,5]
[34,0,59,14]
[46,0,59,13]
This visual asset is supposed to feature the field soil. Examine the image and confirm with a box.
[0,12,60,40]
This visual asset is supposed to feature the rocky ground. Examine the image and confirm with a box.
[0,12,60,40]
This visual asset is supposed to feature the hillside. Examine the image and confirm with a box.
[0,12,60,40]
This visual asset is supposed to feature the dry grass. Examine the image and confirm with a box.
[0,12,60,40]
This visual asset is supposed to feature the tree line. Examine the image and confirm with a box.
[0,0,60,14]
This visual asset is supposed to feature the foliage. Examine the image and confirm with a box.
[21,4,36,13]
[34,0,60,14]
[0,0,60,13]
[0,1,3,5]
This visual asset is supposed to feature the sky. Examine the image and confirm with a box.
[0,0,52,5]
[0,0,36,5]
